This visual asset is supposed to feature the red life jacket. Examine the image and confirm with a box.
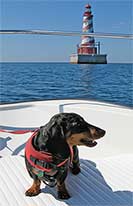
[25,130,73,173]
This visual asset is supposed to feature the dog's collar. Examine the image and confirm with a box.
[25,129,73,173]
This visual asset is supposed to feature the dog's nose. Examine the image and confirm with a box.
[99,129,106,137]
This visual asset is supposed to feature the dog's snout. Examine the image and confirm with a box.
[90,127,106,139]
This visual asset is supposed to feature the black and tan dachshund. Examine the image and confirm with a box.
[25,112,105,199]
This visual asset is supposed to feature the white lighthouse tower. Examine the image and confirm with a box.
[78,4,97,55]
[70,3,107,64]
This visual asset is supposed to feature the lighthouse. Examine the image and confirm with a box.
[70,3,107,64]
[78,4,97,55]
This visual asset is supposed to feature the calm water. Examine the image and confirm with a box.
[0,62,132,107]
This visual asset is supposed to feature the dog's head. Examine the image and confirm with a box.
[47,113,106,148]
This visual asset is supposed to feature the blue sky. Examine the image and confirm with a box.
[0,0,132,63]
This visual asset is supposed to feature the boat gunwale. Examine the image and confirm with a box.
[0,98,132,110]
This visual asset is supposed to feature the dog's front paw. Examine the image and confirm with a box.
[25,188,41,196]
[70,165,81,175]
[58,191,71,199]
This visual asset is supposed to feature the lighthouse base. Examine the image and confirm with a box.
[70,54,107,64]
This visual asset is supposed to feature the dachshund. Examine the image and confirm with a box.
[25,112,105,199]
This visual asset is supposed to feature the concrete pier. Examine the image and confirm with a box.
[70,54,107,64]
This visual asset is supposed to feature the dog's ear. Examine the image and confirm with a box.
[46,122,70,158]
[59,122,72,139]
[49,122,65,139]
[47,118,72,140]
[47,118,71,140]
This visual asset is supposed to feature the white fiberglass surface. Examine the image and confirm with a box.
[0,100,132,206]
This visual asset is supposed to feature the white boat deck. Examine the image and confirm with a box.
[0,99,133,206]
